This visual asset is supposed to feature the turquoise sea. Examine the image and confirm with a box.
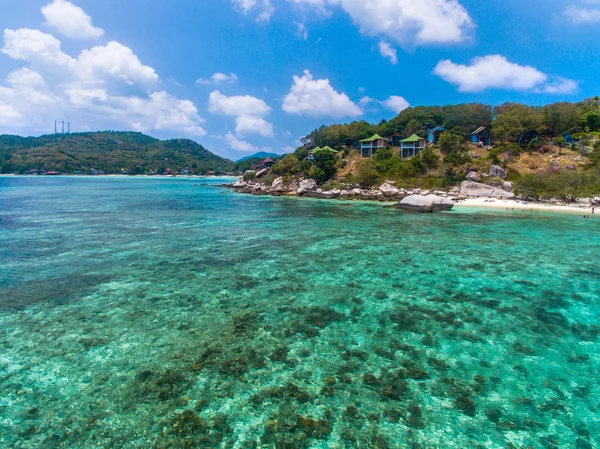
[0,176,598,449]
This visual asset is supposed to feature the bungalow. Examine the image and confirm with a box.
[307,147,320,161]
[359,134,389,158]
[343,138,358,149]
[389,132,403,147]
[563,127,583,145]
[471,127,491,146]
[427,126,446,144]
[256,157,275,169]
[513,130,539,147]
[400,134,427,158]
[309,146,339,161]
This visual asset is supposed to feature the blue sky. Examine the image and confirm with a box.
[0,0,599,160]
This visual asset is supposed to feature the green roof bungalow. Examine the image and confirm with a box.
[399,134,427,158]
[359,134,388,158]
[308,146,338,161]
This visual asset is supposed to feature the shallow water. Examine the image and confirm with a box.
[0,176,598,449]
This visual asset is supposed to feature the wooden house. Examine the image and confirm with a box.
[256,157,275,169]
[427,126,446,144]
[343,138,358,149]
[400,134,427,158]
[562,127,583,145]
[359,134,388,158]
[513,130,539,147]
[471,127,491,146]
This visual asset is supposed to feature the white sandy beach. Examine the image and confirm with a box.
[455,198,598,215]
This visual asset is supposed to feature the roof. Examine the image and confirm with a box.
[563,127,583,134]
[261,157,274,163]
[401,134,425,143]
[471,126,489,135]
[429,126,446,133]
[359,134,386,143]
[312,146,339,155]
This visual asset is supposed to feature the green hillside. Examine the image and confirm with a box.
[0,131,235,175]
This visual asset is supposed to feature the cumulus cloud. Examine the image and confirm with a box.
[381,96,410,114]
[287,0,473,46]
[208,91,274,137]
[41,0,104,39]
[232,0,274,22]
[378,41,397,64]
[282,70,362,118]
[197,72,239,85]
[433,55,578,94]
[225,132,259,152]
[0,27,205,136]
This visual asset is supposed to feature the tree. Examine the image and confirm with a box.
[354,159,380,186]
[590,96,600,112]
[581,112,600,132]
[420,147,440,170]
[493,103,544,142]
[555,136,566,156]
[438,132,466,155]
[541,102,580,136]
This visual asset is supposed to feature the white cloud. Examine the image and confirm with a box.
[564,3,600,23]
[378,41,397,64]
[0,29,206,136]
[41,0,104,39]
[282,69,362,118]
[2,28,74,66]
[77,41,158,86]
[208,91,271,117]
[236,115,274,137]
[381,96,410,114]
[289,0,473,46]
[225,132,259,152]
[433,55,578,94]
[208,91,274,137]
[232,0,274,22]
[197,72,239,85]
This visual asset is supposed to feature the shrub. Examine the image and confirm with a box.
[263,174,277,186]
[354,159,380,187]
[272,154,301,176]
[243,171,256,182]
[420,147,440,170]
[516,170,600,200]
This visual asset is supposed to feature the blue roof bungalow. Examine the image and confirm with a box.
[400,134,427,158]
[562,127,583,145]
[359,134,388,157]
[471,127,491,146]
[513,129,539,147]
[427,126,446,144]
[389,133,403,147]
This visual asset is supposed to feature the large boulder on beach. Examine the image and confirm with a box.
[489,165,507,179]
[467,171,481,182]
[297,179,318,196]
[397,194,454,213]
[460,181,515,199]
[256,168,269,178]
[379,182,400,197]
[271,177,285,191]
[233,176,246,188]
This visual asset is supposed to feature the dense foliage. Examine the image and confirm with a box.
[0,132,235,175]
[302,99,600,149]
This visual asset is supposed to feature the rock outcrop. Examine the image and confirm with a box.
[460,181,515,198]
[489,165,507,179]
[397,194,455,213]
[467,171,481,182]
[233,176,246,188]
[379,182,400,198]
[297,179,318,196]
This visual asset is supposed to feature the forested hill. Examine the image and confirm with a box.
[302,99,600,148]
[0,131,236,175]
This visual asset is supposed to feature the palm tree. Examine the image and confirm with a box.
[591,96,600,112]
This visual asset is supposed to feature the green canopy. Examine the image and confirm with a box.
[400,134,424,143]
[359,134,385,143]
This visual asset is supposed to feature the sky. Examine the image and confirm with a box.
[0,0,599,160]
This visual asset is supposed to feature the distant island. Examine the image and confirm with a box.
[0,131,236,176]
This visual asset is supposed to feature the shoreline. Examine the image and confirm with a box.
[454,198,597,215]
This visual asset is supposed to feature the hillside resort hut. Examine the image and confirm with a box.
[513,130,539,147]
[389,133,403,147]
[400,134,427,158]
[471,127,491,146]
[308,146,338,161]
[343,138,358,149]
[359,134,388,157]
[427,126,446,144]
[563,127,583,145]
[256,157,275,169]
